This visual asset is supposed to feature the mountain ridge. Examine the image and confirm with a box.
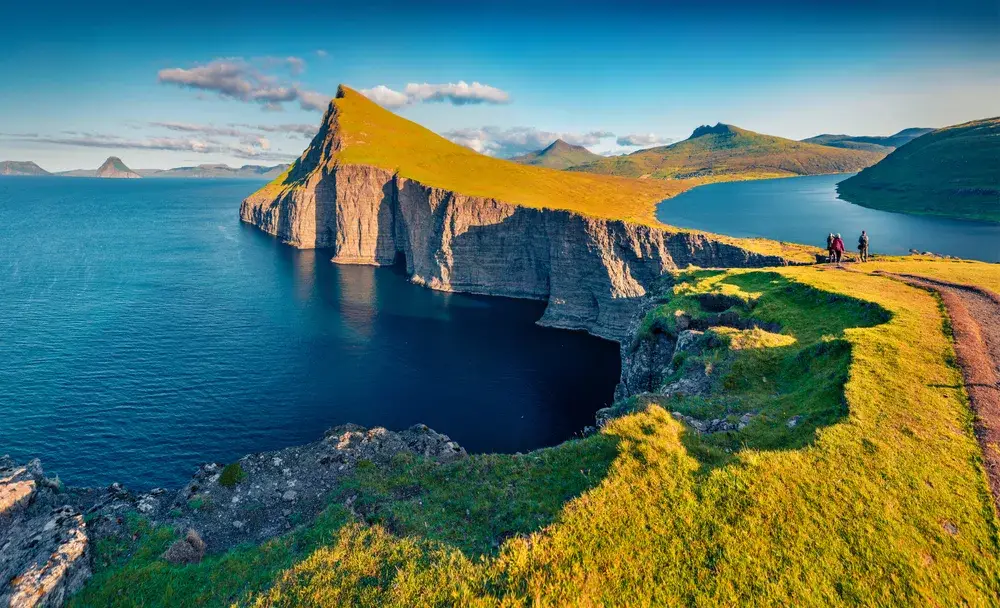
[803,127,933,153]
[510,139,603,170]
[837,117,999,223]
[568,122,885,180]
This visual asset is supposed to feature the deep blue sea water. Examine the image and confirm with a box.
[657,174,1000,263]
[0,177,621,489]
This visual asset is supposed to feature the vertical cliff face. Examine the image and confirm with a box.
[241,163,790,341]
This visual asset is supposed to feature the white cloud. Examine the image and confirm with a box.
[360,81,511,108]
[441,126,615,157]
[615,133,674,147]
[315,49,328,58]
[157,58,330,113]
[404,81,510,105]
[359,85,412,109]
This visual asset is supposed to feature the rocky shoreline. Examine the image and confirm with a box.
[0,424,466,607]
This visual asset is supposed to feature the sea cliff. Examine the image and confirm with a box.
[241,164,791,340]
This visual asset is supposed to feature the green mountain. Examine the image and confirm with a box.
[510,139,603,170]
[803,128,933,153]
[0,160,50,175]
[837,117,1000,223]
[570,123,885,180]
[139,163,289,179]
[95,156,142,179]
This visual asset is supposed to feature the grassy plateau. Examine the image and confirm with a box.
[70,260,1000,607]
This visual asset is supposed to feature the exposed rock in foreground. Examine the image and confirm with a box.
[0,424,466,606]
[0,458,90,608]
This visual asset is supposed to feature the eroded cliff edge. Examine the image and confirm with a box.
[240,163,792,341]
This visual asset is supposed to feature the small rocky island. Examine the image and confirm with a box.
[95,157,141,179]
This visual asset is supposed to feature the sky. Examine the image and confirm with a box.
[0,0,997,171]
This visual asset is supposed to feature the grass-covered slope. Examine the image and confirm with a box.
[570,123,886,180]
[0,160,50,175]
[803,128,933,153]
[259,86,689,225]
[510,139,603,169]
[71,262,1000,606]
[837,117,1000,223]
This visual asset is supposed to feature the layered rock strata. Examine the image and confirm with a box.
[241,164,792,341]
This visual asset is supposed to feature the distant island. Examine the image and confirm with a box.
[95,156,142,178]
[802,128,933,153]
[567,123,885,180]
[837,117,999,223]
[0,160,50,176]
[510,139,603,170]
[1,157,289,179]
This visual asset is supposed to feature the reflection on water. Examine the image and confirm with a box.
[657,174,1000,262]
[0,177,622,488]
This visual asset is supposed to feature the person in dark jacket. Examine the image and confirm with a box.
[832,233,845,263]
[826,233,836,263]
[858,230,869,262]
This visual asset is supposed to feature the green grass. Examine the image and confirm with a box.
[72,262,1000,606]
[570,123,885,180]
[837,117,1000,223]
[219,462,247,488]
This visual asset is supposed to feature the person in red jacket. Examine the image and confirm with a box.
[832,233,845,263]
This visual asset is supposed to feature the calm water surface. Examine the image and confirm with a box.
[0,177,620,488]
[657,174,1000,262]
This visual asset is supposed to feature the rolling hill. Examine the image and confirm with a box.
[803,128,933,153]
[510,139,603,169]
[837,117,999,223]
[0,160,50,175]
[569,123,886,180]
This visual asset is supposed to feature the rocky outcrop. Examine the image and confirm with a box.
[1,458,90,608]
[95,157,141,179]
[241,164,792,341]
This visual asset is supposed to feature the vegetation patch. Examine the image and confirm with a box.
[219,462,247,488]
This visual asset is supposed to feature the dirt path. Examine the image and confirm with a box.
[878,272,1000,514]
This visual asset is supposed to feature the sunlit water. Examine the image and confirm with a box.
[0,177,620,488]
[657,174,1000,262]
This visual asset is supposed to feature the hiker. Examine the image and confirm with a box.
[858,230,869,262]
[826,233,836,263]
[832,233,845,263]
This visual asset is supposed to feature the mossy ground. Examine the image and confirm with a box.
[70,260,1000,606]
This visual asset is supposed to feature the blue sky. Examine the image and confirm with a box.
[1,0,997,170]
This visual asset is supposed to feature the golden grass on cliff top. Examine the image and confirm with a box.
[270,86,818,262]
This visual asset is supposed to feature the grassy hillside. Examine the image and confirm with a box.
[510,139,603,169]
[0,160,50,175]
[803,128,933,153]
[70,261,1000,606]
[570,123,886,180]
[837,118,1000,223]
[253,86,817,261]
[260,86,687,225]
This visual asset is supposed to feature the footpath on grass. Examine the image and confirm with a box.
[879,272,1000,513]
